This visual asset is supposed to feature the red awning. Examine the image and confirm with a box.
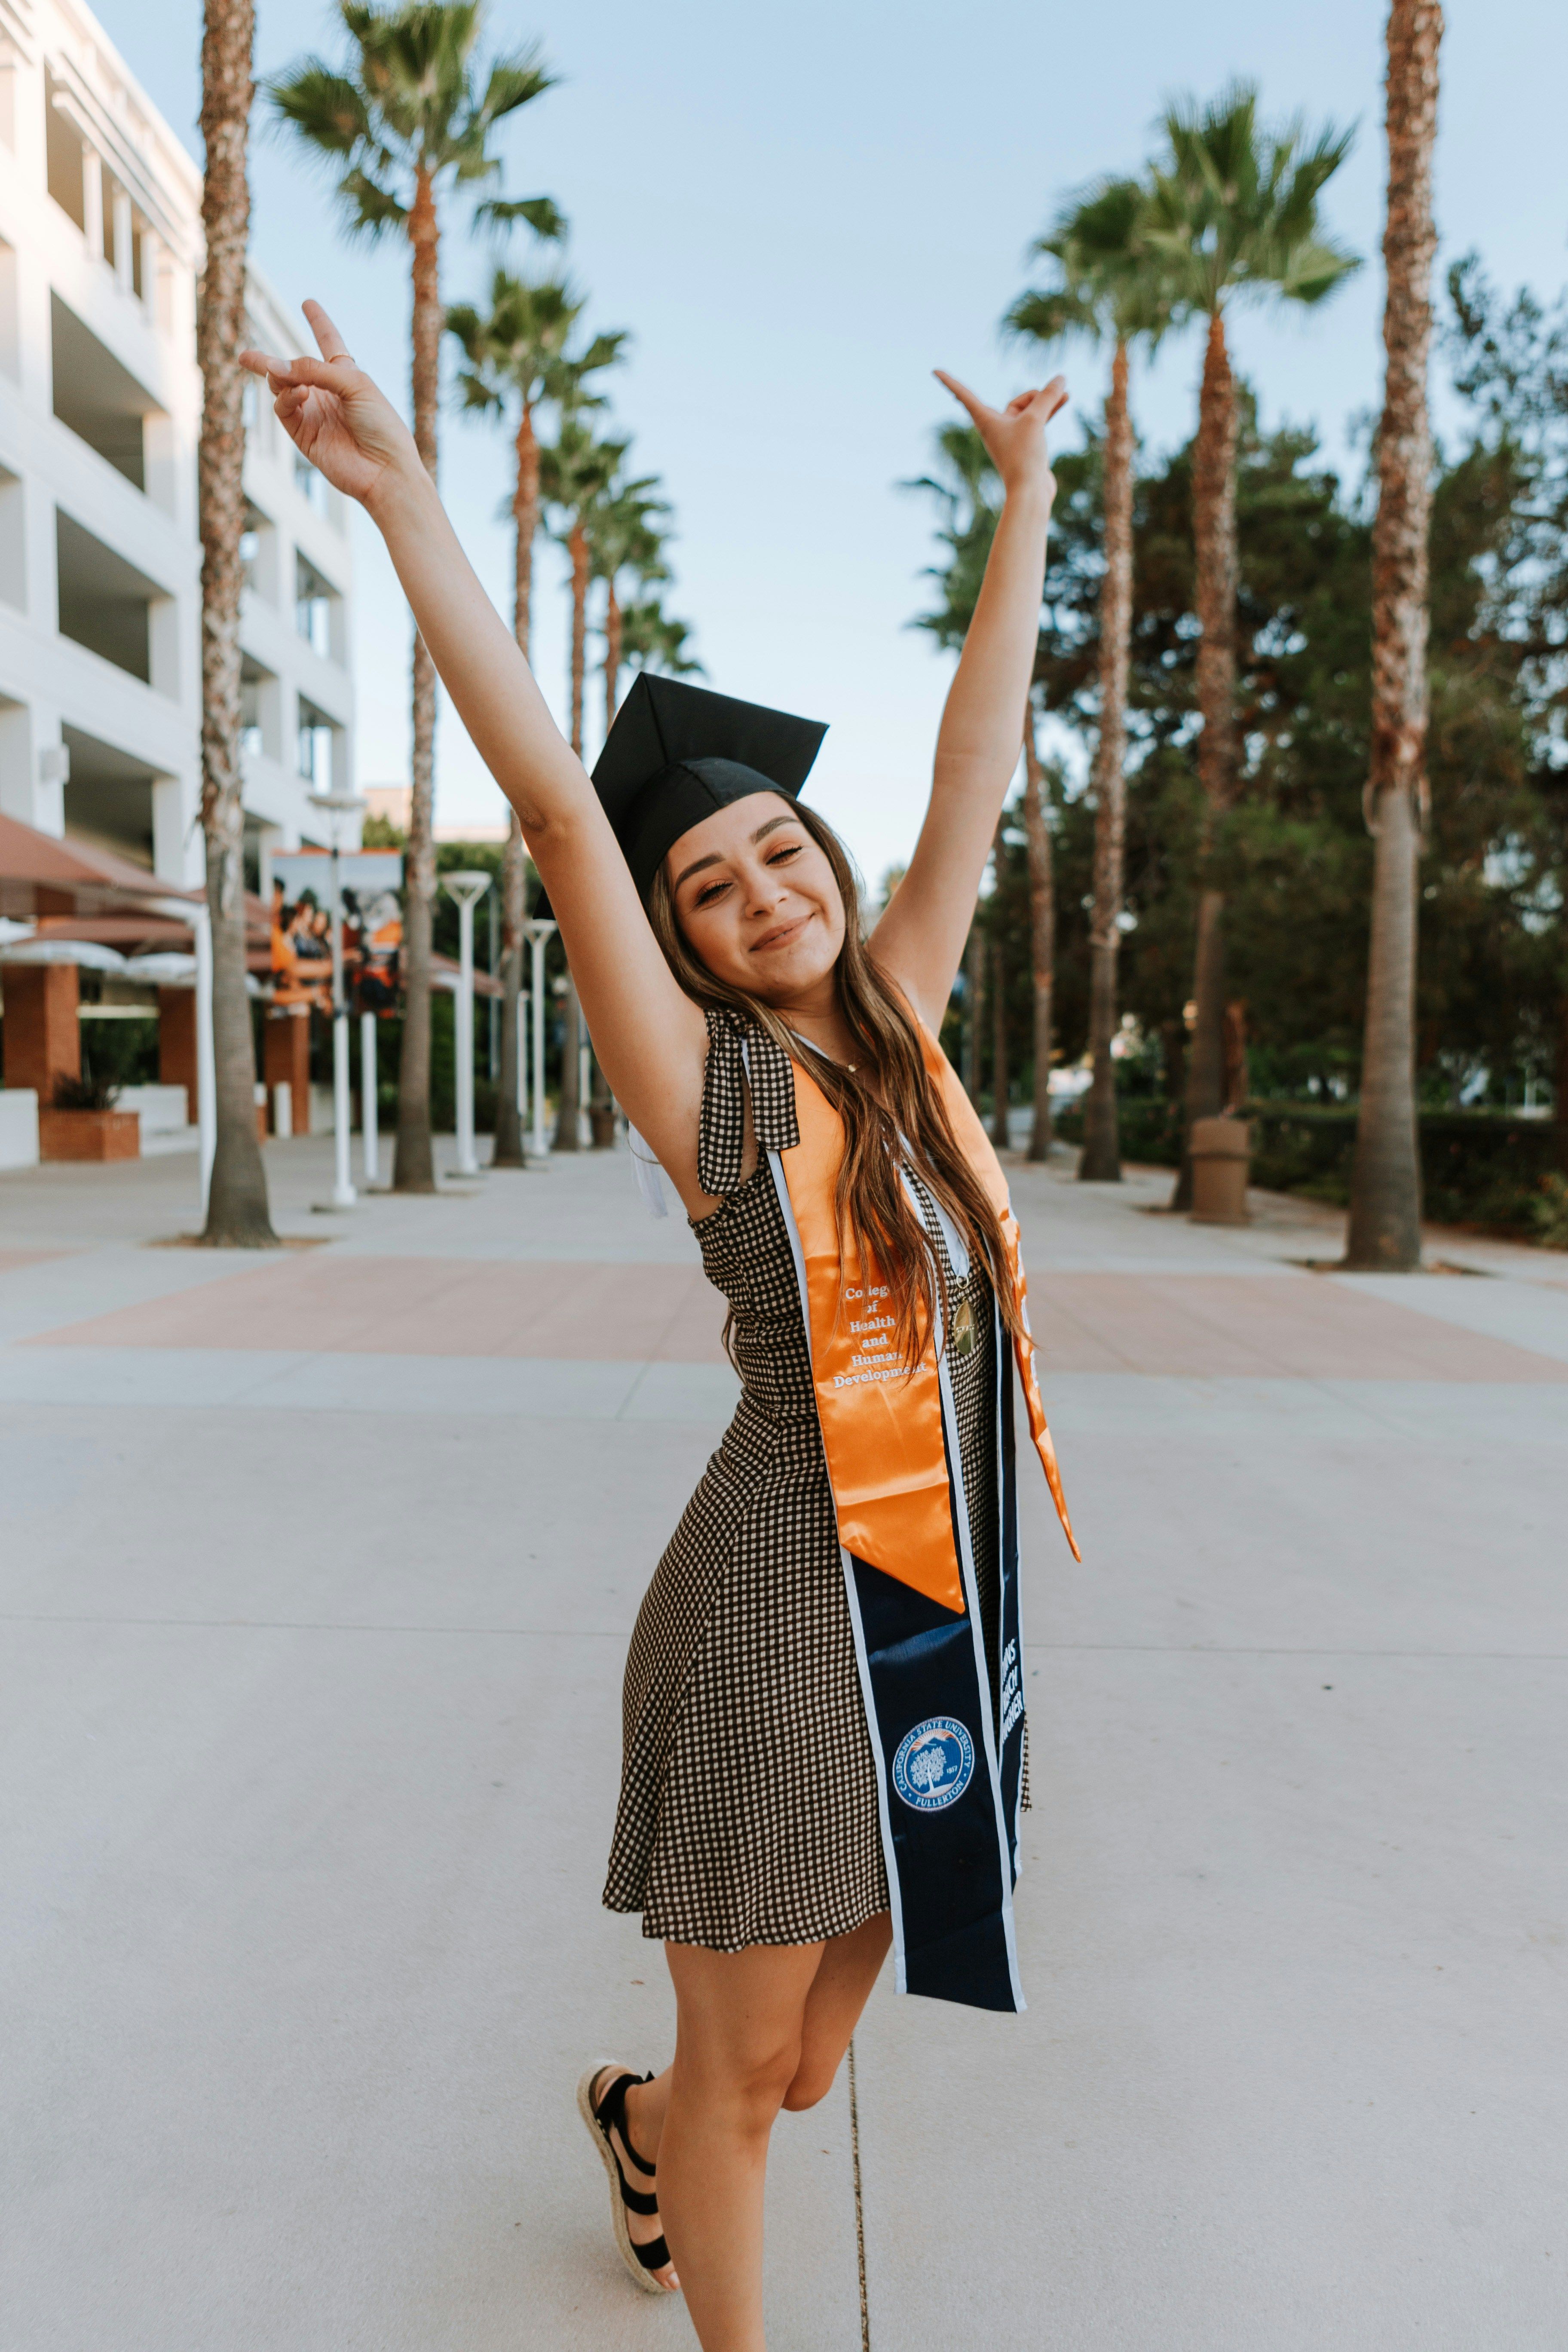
[0,811,201,921]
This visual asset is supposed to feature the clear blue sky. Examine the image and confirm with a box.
[92,0,1568,882]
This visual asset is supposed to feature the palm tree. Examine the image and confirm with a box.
[539,390,625,1152]
[269,2,560,1192]
[620,602,703,681]
[447,268,581,1167]
[540,406,627,757]
[1018,718,1055,1158]
[1344,1,1444,1269]
[588,473,670,732]
[1009,176,1174,1181]
[198,0,276,1244]
[906,425,1056,1148]
[1142,83,1358,1206]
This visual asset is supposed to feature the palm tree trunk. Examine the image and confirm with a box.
[964,926,986,1106]
[989,936,1010,1151]
[1344,0,1442,1270]
[1171,307,1240,1211]
[394,162,440,1193]
[514,401,539,653]
[605,579,623,733]
[1079,336,1133,1185]
[492,402,539,1170]
[492,813,527,1166]
[1020,723,1054,1161]
[555,975,581,1150]
[197,0,274,1246]
[553,508,590,1152]
[569,520,589,758]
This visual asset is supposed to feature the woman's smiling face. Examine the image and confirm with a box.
[665,793,845,1003]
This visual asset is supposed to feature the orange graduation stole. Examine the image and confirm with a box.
[776,1028,1079,1613]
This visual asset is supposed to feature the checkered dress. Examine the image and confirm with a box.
[602,1008,1011,1951]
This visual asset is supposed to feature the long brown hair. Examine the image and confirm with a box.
[648,802,1023,1368]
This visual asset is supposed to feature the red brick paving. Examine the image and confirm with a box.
[21,1255,1568,1381]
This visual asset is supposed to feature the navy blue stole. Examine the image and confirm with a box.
[758,1072,1029,2015]
[843,1314,1026,2012]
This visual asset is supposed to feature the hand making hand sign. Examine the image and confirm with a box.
[239,299,416,512]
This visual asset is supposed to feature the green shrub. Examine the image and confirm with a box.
[1530,1173,1568,1250]
[1054,1093,1566,1239]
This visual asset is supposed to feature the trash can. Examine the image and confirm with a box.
[1190,1116,1251,1225]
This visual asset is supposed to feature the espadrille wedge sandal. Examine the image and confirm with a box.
[576,2063,678,2294]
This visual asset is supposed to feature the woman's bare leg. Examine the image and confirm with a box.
[648,1939,824,2350]
[783,1909,892,2110]
[613,1914,892,2338]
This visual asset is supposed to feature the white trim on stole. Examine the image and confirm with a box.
[913,1179,1026,2013]
[744,1038,1023,2007]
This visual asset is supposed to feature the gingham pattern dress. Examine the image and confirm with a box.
[603,1008,1009,1951]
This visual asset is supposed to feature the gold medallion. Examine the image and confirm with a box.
[952,1294,976,1358]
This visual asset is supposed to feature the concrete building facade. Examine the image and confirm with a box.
[0,0,356,895]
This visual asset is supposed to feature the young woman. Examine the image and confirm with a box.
[243,306,1078,2352]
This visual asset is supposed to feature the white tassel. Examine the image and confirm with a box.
[628,1125,669,1220]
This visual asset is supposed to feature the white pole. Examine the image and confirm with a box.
[192,900,216,1219]
[456,893,477,1176]
[529,929,548,1156]
[579,1035,591,1147]
[518,990,528,1143]
[329,837,355,1208]
[444,873,490,1181]
[522,918,557,1158]
[361,1010,379,1185]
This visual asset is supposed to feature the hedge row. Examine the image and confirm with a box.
[1049,1097,1568,1239]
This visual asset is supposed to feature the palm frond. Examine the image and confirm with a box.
[475,49,556,129]
[339,164,407,240]
[1148,80,1358,320]
[265,61,370,154]
[1011,172,1179,353]
[475,193,567,243]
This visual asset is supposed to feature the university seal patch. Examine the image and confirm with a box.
[891,1716,975,1812]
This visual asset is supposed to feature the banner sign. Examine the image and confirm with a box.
[269,851,405,1015]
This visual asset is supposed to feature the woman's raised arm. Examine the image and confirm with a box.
[240,303,712,1197]
[870,373,1066,1034]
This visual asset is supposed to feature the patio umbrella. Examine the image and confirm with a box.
[0,937,129,971]
[125,952,199,985]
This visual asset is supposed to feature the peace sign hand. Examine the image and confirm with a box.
[239,300,418,511]
[934,371,1068,499]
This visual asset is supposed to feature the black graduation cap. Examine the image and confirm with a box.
[535,674,828,915]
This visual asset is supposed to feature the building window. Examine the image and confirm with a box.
[241,654,277,760]
[295,550,335,657]
[101,166,121,269]
[297,697,335,791]
[240,501,273,598]
[45,76,86,231]
[294,450,325,513]
[51,292,159,493]
[56,510,161,686]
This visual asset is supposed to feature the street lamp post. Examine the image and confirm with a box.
[308,789,366,1210]
[361,1011,379,1186]
[157,893,215,1218]
[522,916,557,1158]
[444,871,492,1179]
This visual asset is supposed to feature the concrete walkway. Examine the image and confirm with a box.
[1,1138,1564,2348]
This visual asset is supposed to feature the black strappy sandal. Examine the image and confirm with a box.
[575,2063,678,2294]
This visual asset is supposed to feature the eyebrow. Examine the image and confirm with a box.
[673,812,797,891]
